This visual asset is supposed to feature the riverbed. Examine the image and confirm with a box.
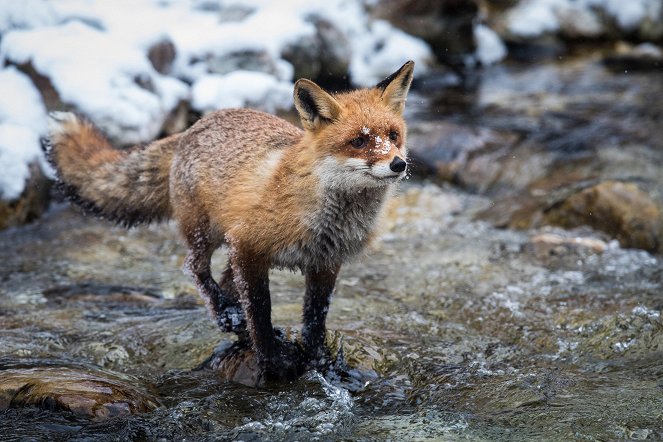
[1,56,662,440]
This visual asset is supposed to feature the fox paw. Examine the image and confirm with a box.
[216,303,246,333]
[263,332,305,382]
[303,345,333,371]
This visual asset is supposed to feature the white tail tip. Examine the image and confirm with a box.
[48,111,79,136]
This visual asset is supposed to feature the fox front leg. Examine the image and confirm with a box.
[229,245,301,382]
[302,265,340,367]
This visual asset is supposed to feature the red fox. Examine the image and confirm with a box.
[46,61,414,382]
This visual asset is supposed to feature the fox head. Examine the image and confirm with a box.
[294,61,414,190]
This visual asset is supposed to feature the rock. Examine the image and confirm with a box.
[373,0,478,67]
[147,38,176,75]
[11,61,61,110]
[0,365,160,420]
[574,306,663,360]
[204,340,263,387]
[204,49,280,77]
[0,162,51,230]
[281,16,351,90]
[524,231,610,266]
[487,0,663,53]
[160,99,191,136]
[543,181,663,253]
[603,42,663,71]
[406,121,521,191]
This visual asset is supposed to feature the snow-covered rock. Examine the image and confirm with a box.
[0,67,51,227]
[192,71,293,114]
[501,0,663,41]
[474,24,507,66]
[0,66,48,201]
[0,0,435,210]
[1,21,189,145]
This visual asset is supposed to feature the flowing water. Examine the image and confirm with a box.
[1,56,662,440]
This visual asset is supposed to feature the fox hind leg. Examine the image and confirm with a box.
[183,224,245,333]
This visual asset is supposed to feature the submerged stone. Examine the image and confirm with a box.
[0,365,160,420]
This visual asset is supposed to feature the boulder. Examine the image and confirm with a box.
[406,121,521,191]
[603,42,663,71]
[373,0,478,67]
[147,38,177,75]
[543,181,663,253]
[0,365,160,420]
[281,16,351,90]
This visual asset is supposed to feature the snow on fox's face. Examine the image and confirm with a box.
[315,123,408,190]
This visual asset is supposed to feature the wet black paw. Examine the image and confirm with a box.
[216,302,246,333]
[264,333,305,382]
[303,345,333,372]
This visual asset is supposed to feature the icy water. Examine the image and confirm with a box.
[1,57,663,440]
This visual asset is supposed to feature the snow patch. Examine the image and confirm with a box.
[506,0,662,38]
[0,66,48,200]
[0,0,58,33]
[475,24,507,65]
[0,0,434,199]
[349,20,431,85]
[192,71,292,114]
[1,21,188,145]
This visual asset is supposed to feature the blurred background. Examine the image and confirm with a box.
[1,0,662,251]
[1,1,663,440]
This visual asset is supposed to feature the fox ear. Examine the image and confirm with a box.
[376,60,415,114]
[294,79,342,131]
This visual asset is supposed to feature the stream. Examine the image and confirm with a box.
[1,55,662,441]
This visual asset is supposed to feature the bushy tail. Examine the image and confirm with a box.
[46,112,178,227]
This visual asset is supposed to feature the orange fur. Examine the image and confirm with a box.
[48,61,416,381]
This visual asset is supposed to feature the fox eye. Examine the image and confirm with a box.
[350,137,367,149]
[389,131,399,141]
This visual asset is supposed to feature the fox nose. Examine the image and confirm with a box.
[389,156,407,173]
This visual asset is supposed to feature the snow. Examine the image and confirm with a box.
[506,0,563,37]
[599,0,660,31]
[474,24,507,65]
[348,20,432,85]
[0,67,47,200]
[506,0,662,37]
[0,0,58,33]
[0,0,434,201]
[1,21,189,145]
[192,71,293,114]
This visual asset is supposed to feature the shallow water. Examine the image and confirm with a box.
[2,57,663,440]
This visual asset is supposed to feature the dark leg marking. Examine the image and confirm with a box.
[302,265,340,367]
[183,226,245,333]
[229,242,301,381]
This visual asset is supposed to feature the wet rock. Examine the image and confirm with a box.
[406,121,522,191]
[373,0,478,67]
[281,16,351,90]
[0,365,160,420]
[204,340,263,387]
[526,231,609,258]
[204,49,280,77]
[603,42,663,71]
[147,38,176,75]
[203,330,307,387]
[160,99,191,136]
[0,162,51,230]
[543,181,663,253]
[574,306,663,360]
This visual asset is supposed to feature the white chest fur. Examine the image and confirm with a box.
[272,186,389,271]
